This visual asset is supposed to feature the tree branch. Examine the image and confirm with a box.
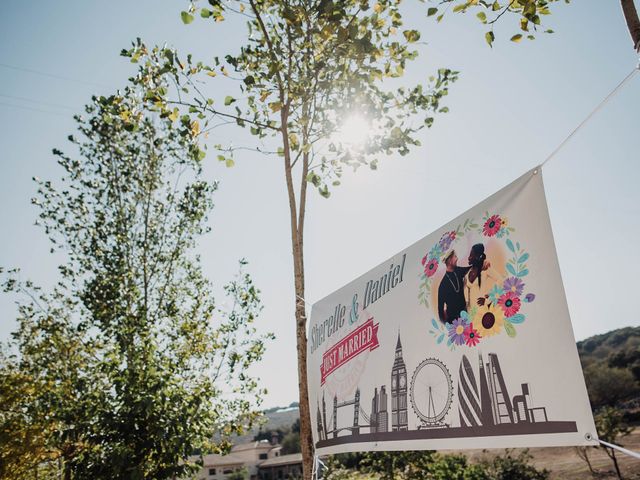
[167,100,278,130]
[621,0,640,52]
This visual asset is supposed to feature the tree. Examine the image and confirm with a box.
[228,467,249,480]
[574,446,597,477]
[595,407,633,480]
[121,1,570,477]
[324,449,548,480]
[1,71,271,479]
[583,362,638,409]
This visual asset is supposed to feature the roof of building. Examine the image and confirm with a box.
[200,441,278,467]
[231,441,273,452]
[258,453,303,468]
[201,452,249,467]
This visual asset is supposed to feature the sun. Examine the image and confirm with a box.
[334,113,371,149]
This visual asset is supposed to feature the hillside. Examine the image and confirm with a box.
[577,326,640,411]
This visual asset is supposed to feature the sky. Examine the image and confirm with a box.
[0,1,639,409]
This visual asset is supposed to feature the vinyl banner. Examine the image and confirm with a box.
[307,167,597,455]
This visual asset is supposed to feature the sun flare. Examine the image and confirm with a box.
[334,113,371,149]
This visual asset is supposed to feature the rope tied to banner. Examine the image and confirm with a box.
[540,61,640,168]
[598,439,640,460]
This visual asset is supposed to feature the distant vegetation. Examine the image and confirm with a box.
[578,326,640,415]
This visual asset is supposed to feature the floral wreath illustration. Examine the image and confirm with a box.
[418,213,536,350]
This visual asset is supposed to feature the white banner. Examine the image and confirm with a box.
[307,167,597,455]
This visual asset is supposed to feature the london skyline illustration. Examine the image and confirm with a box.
[315,332,577,448]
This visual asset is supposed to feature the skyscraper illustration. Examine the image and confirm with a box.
[457,352,552,431]
[391,333,408,431]
[316,400,326,441]
[457,354,482,427]
[370,386,389,433]
[487,353,514,424]
[478,353,494,427]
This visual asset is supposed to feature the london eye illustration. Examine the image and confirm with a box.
[410,357,453,428]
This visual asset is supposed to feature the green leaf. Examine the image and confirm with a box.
[200,8,212,18]
[403,30,420,43]
[224,96,236,106]
[427,7,438,17]
[225,158,235,168]
[492,1,501,11]
[268,101,282,113]
[485,31,495,47]
[453,3,467,13]
[506,263,517,276]
[508,314,525,324]
[511,34,523,43]
[477,12,487,23]
[181,11,194,24]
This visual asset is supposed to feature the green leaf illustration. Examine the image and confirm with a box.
[504,320,516,337]
[506,238,515,252]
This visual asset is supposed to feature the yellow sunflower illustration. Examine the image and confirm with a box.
[474,302,505,338]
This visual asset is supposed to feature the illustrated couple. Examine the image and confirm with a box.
[437,243,499,324]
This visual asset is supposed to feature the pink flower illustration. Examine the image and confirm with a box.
[421,255,427,266]
[498,291,521,317]
[464,323,481,347]
[483,215,502,237]
[425,258,439,277]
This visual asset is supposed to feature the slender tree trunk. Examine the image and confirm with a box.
[621,0,640,52]
[280,109,314,480]
[606,448,623,480]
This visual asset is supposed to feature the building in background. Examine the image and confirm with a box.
[196,440,302,480]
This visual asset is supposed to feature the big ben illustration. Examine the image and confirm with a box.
[391,333,408,431]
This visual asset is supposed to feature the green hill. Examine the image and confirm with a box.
[577,326,640,411]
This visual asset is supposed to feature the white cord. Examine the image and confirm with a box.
[598,439,640,460]
[541,64,640,168]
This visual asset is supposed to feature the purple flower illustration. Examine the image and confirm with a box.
[524,293,536,303]
[447,317,468,346]
[438,231,455,252]
[503,277,525,296]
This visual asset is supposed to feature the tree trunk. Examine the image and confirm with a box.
[280,111,314,480]
[621,0,640,52]
[606,448,623,480]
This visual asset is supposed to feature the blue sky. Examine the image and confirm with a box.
[1,1,639,408]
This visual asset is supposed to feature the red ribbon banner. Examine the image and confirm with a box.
[320,317,379,385]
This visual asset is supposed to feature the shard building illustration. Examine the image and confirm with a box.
[457,352,549,430]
